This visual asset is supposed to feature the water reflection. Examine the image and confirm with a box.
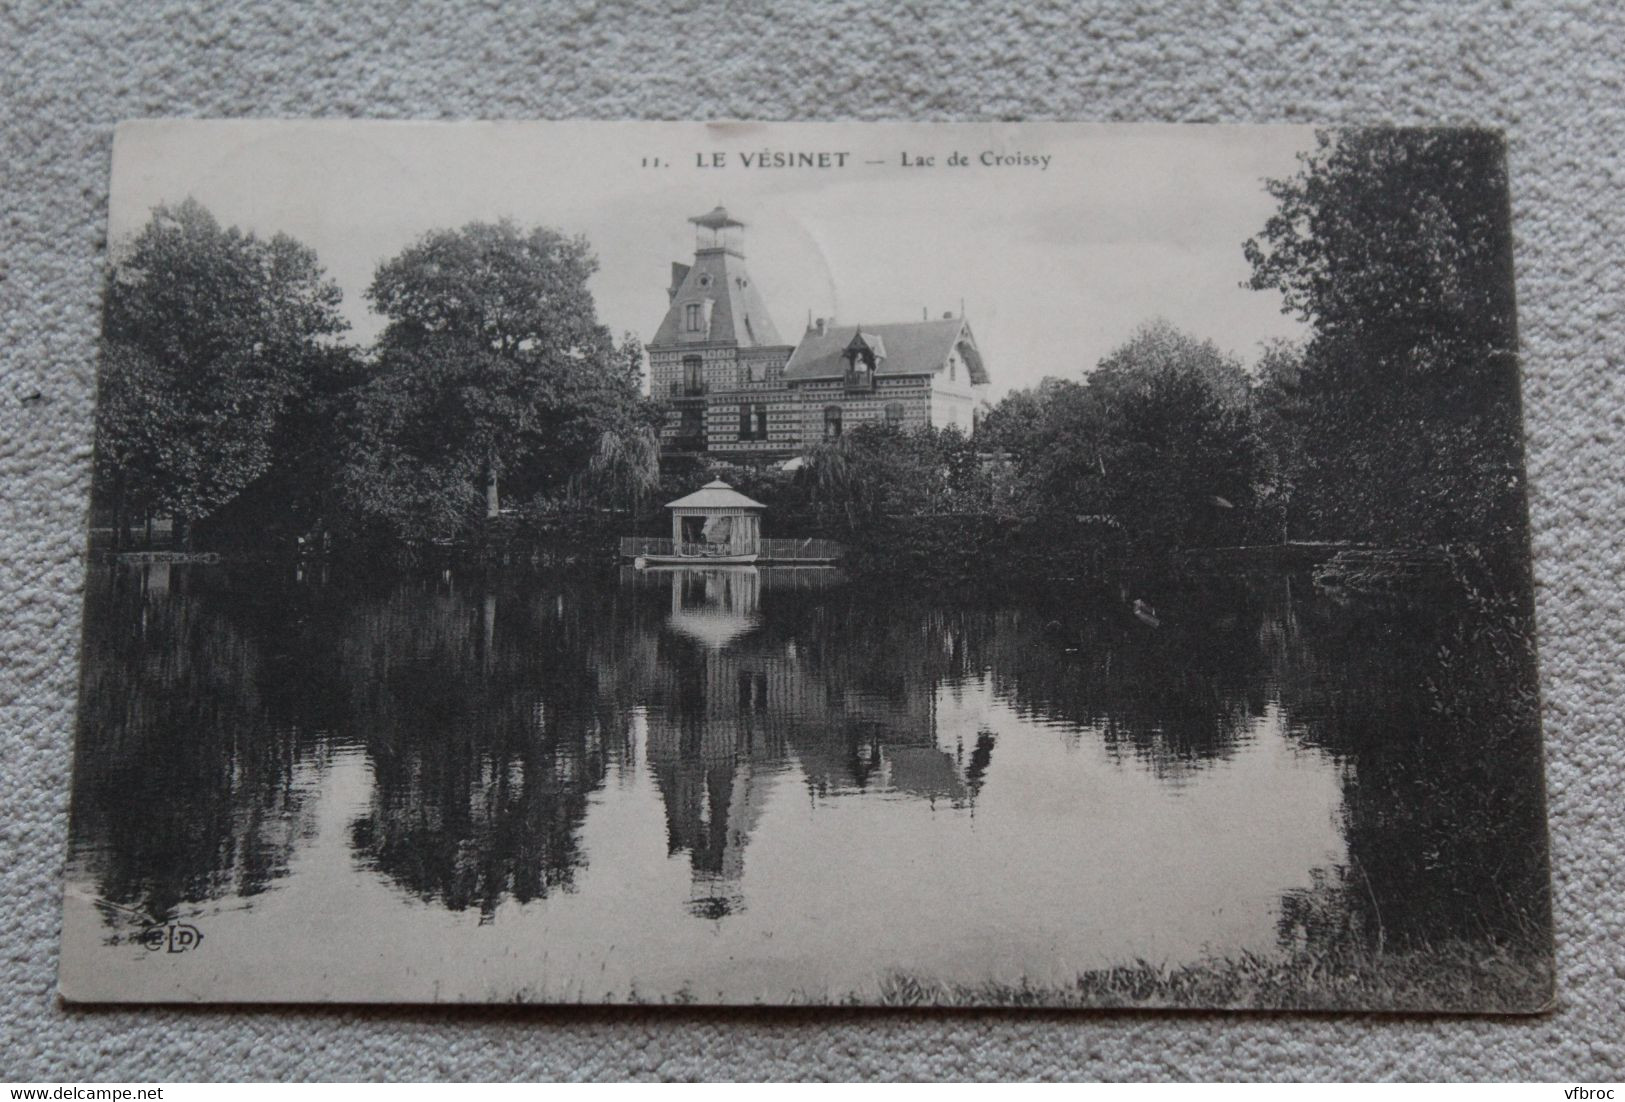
[628,566,1002,917]
[340,577,630,918]
[69,563,327,928]
[65,557,1547,1000]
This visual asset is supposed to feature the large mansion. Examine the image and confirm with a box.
[647,207,990,459]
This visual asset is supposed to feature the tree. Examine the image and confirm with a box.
[200,343,370,552]
[96,199,348,546]
[584,341,663,514]
[340,222,657,541]
[799,424,977,530]
[1085,321,1261,548]
[1248,339,1307,542]
[986,322,1262,549]
[1244,128,1525,552]
[980,376,1105,516]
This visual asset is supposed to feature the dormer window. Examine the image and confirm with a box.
[685,303,702,332]
[843,331,884,391]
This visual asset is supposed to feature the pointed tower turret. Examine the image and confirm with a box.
[649,207,797,457]
[651,207,784,349]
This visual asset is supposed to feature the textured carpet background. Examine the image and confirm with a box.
[3,0,1622,1082]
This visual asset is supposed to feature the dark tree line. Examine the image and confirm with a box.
[95,129,1527,571]
[94,202,661,553]
[96,200,349,548]
[1244,128,1526,560]
[783,128,1527,580]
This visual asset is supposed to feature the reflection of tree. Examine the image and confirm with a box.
[69,564,325,924]
[344,577,629,919]
[73,556,1547,966]
[941,577,1280,782]
[1275,584,1548,953]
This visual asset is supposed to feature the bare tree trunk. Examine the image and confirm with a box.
[485,457,500,520]
[482,591,496,674]
[110,469,125,554]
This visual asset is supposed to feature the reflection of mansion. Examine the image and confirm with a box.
[649,207,992,458]
[630,566,993,916]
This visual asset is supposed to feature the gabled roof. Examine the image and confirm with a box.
[845,330,887,360]
[665,480,767,511]
[782,318,989,383]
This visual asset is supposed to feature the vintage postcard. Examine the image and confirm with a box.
[61,120,1553,1010]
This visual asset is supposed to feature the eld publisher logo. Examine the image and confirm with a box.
[137,922,203,954]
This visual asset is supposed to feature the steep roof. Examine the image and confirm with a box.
[665,480,767,511]
[650,248,786,350]
[782,318,989,383]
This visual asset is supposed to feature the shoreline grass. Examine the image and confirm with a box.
[873,939,1554,1014]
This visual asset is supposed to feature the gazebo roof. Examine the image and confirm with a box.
[666,607,762,650]
[665,479,767,511]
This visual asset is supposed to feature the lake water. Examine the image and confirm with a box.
[60,559,1545,1003]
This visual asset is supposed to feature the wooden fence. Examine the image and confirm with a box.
[618,537,843,563]
[759,538,843,563]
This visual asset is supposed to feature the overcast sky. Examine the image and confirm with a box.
[110,120,1314,398]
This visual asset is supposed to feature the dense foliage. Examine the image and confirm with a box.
[338,222,661,542]
[94,129,1529,574]
[96,199,348,546]
[95,211,659,552]
[1244,128,1526,557]
[982,321,1263,552]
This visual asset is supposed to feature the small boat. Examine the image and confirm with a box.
[636,549,759,568]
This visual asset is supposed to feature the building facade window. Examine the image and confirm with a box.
[685,303,702,332]
[823,405,843,439]
[885,401,905,425]
[682,355,703,395]
[738,404,769,441]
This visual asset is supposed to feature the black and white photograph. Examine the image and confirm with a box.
[60,119,1553,1011]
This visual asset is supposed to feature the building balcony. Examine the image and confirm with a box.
[669,381,709,398]
[664,433,707,453]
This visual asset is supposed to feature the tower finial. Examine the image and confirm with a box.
[688,206,746,231]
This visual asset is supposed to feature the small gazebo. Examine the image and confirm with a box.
[657,479,766,564]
